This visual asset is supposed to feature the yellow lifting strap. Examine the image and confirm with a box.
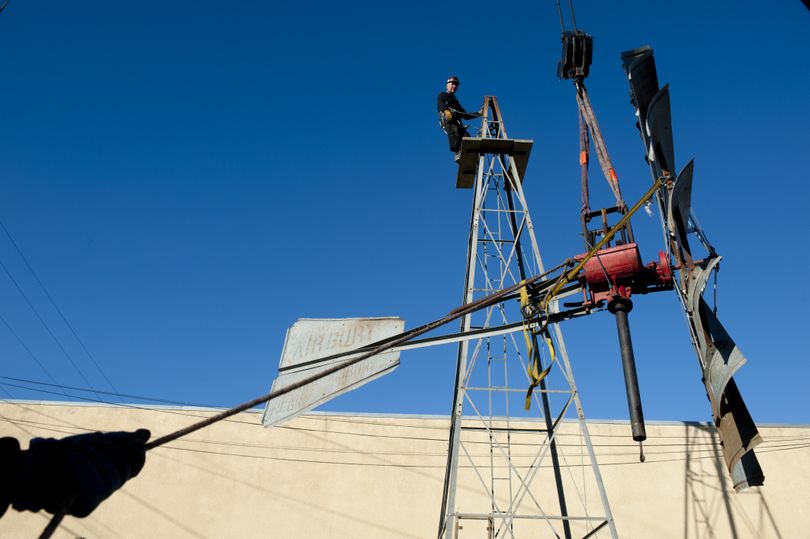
[518,178,663,410]
[520,285,555,410]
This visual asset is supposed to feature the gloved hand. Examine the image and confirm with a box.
[12,429,150,517]
[442,109,453,121]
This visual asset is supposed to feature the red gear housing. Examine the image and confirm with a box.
[574,243,673,306]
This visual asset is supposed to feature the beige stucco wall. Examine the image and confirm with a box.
[0,401,806,538]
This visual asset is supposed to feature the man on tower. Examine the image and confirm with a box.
[437,76,478,161]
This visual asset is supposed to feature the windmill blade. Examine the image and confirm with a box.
[722,379,764,490]
[685,260,762,484]
[621,45,764,490]
[667,159,694,267]
[686,258,746,419]
[696,295,748,422]
[717,392,765,491]
[646,85,675,175]
[733,452,764,492]
[621,46,660,125]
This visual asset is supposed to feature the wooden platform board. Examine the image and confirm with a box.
[456,138,534,189]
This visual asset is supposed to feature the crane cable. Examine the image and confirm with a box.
[557,0,626,211]
[555,0,578,33]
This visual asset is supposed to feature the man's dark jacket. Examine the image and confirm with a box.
[437,91,477,123]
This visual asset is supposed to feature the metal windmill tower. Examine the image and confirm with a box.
[259,43,761,539]
[437,96,617,539]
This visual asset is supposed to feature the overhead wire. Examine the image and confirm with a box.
[4,376,806,452]
[7,373,804,450]
[5,396,802,474]
[0,379,259,426]
[151,446,809,472]
[0,219,119,394]
[0,256,101,399]
[290,415,779,440]
[0,315,68,396]
[152,444,764,469]
[2,407,804,463]
[0,374,195,407]
[0,388,38,439]
[3,379,804,533]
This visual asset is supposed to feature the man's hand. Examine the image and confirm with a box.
[13,429,150,517]
[442,109,453,121]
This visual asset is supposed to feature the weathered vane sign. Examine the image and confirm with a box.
[262,317,404,427]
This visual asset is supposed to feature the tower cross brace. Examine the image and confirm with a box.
[438,96,618,539]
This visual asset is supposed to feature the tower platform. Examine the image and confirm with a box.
[456,137,533,188]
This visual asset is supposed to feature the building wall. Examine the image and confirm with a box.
[0,402,806,538]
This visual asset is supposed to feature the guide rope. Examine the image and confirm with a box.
[42,180,663,538]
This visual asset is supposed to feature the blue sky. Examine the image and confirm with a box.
[0,1,807,426]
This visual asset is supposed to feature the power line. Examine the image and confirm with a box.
[0,374,192,406]
[123,440,810,468]
[0,256,101,399]
[0,219,119,394]
[1,379,807,453]
[0,378,259,425]
[0,314,68,396]
[2,410,804,467]
[3,374,808,449]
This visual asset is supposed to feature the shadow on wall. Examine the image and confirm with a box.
[683,422,782,539]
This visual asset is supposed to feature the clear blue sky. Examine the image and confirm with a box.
[0,1,807,426]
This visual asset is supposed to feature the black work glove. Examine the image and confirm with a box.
[12,429,150,517]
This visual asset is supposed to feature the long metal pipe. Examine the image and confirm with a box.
[608,297,646,442]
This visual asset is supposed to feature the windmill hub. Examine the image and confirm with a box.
[574,244,673,306]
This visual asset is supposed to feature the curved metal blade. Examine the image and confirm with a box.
[697,296,747,420]
[722,378,764,489]
[686,258,745,418]
[731,444,765,491]
[646,85,675,175]
[685,259,762,482]
[621,46,659,123]
[621,44,763,490]
[685,257,719,325]
[667,159,695,268]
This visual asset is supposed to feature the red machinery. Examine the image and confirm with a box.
[574,243,672,307]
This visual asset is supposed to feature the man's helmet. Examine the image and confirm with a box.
[446,76,460,85]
